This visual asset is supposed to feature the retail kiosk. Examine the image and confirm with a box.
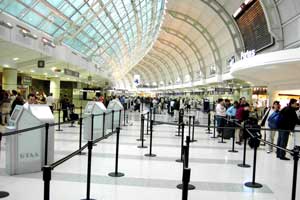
[5,104,54,175]
[106,99,124,130]
[83,101,107,140]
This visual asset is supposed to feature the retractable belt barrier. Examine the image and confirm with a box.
[150,117,300,200]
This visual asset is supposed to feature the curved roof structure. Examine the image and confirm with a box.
[121,0,245,89]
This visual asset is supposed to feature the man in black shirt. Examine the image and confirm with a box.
[277,99,300,160]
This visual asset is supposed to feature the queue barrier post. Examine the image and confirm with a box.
[237,124,251,168]
[102,113,106,138]
[191,116,197,142]
[291,146,300,200]
[211,115,217,138]
[138,114,147,149]
[228,120,238,153]
[78,117,86,155]
[206,111,212,134]
[145,119,156,157]
[146,112,150,135]
[182,168,191,200]
[56,109,63,131]
[111,110,115,132]
[44,123,49,166]
[42,166,52,200]
[118,110,122,129]
[245,136,263,188]
[109,127,125,177]
[81,141,96,200]
[137,113,146,142]
[218,118,226,144]
[176,123,185,162]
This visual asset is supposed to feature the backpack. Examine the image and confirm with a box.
[268,111,281,129]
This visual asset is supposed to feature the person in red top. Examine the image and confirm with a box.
[235,97,250,144]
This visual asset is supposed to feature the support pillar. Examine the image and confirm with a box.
[50,77,60,101]
[2,68,17,91]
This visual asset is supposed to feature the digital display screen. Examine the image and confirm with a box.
[235,0,273,52]
[11,109,20,121]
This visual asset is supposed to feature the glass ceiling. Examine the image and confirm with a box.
[0,0,165,74]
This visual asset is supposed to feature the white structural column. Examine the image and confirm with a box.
[50,77,60,101]
[2,68,17,91]
[268,87,279,106]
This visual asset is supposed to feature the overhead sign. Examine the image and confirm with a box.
[21,76,32,86]
[64,68,80,78]
[241,50,256,60]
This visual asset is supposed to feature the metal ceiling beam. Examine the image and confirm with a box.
[162,27,205,78]
[147,53,176,82]
[142,57,168,83]
[167,10,221,74]
[200,0,244,54]
[153,46,183,82]
[158,38,194,81]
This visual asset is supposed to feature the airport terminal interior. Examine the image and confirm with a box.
[0,0,300,199]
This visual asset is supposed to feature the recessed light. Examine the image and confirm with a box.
[44,73,48,75]
[30,70,35,73]
[51,67,56,71]
[55,75,58,77]
[3,64,9,68]
[13,57,19,61]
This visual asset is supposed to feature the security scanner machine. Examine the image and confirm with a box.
[106,99,124,130]
[5,104,55,175]
[83,101,107,140]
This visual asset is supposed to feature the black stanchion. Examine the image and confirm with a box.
[245,136,263,188]
[111,110,115,132]
[228,123,238,153]
[137,114,146,142]
[153,107,156,122]
[182,168,191,200]
[118,110,122,129]
[238,125,251,168]
[44,123,49,166]
[91,114,97,147]
[188,116,191,138]
[191,116,197,142]
[211,115,217,138]
[123,109,127,126]
[218,121,226,143]
[78,117,86,155]
[176,110,183,137]
[145,119,156,157]
[42,166,51,200]
[81,141,96,200]
[177,136,195,190]
[138,114,147,149]
[206,111,212,134]
[146,112,150,135]
[102,113,106,138]
[56,109,63,131]
[176,123,185,162]
[291,146,300,200]
[0,133,9,198]
[109,127,125,177]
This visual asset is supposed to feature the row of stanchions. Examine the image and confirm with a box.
[148,109,300,200]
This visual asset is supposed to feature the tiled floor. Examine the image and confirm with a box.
[0,111,299,200]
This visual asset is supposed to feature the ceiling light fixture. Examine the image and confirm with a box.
[0,20,13,29]
[17,25,38,40]
[3,64,9,68]
[13,57,19,61]
[42,37,56,48]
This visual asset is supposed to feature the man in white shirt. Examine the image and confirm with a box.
[215,98,226,136]
[46,93,55,113]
